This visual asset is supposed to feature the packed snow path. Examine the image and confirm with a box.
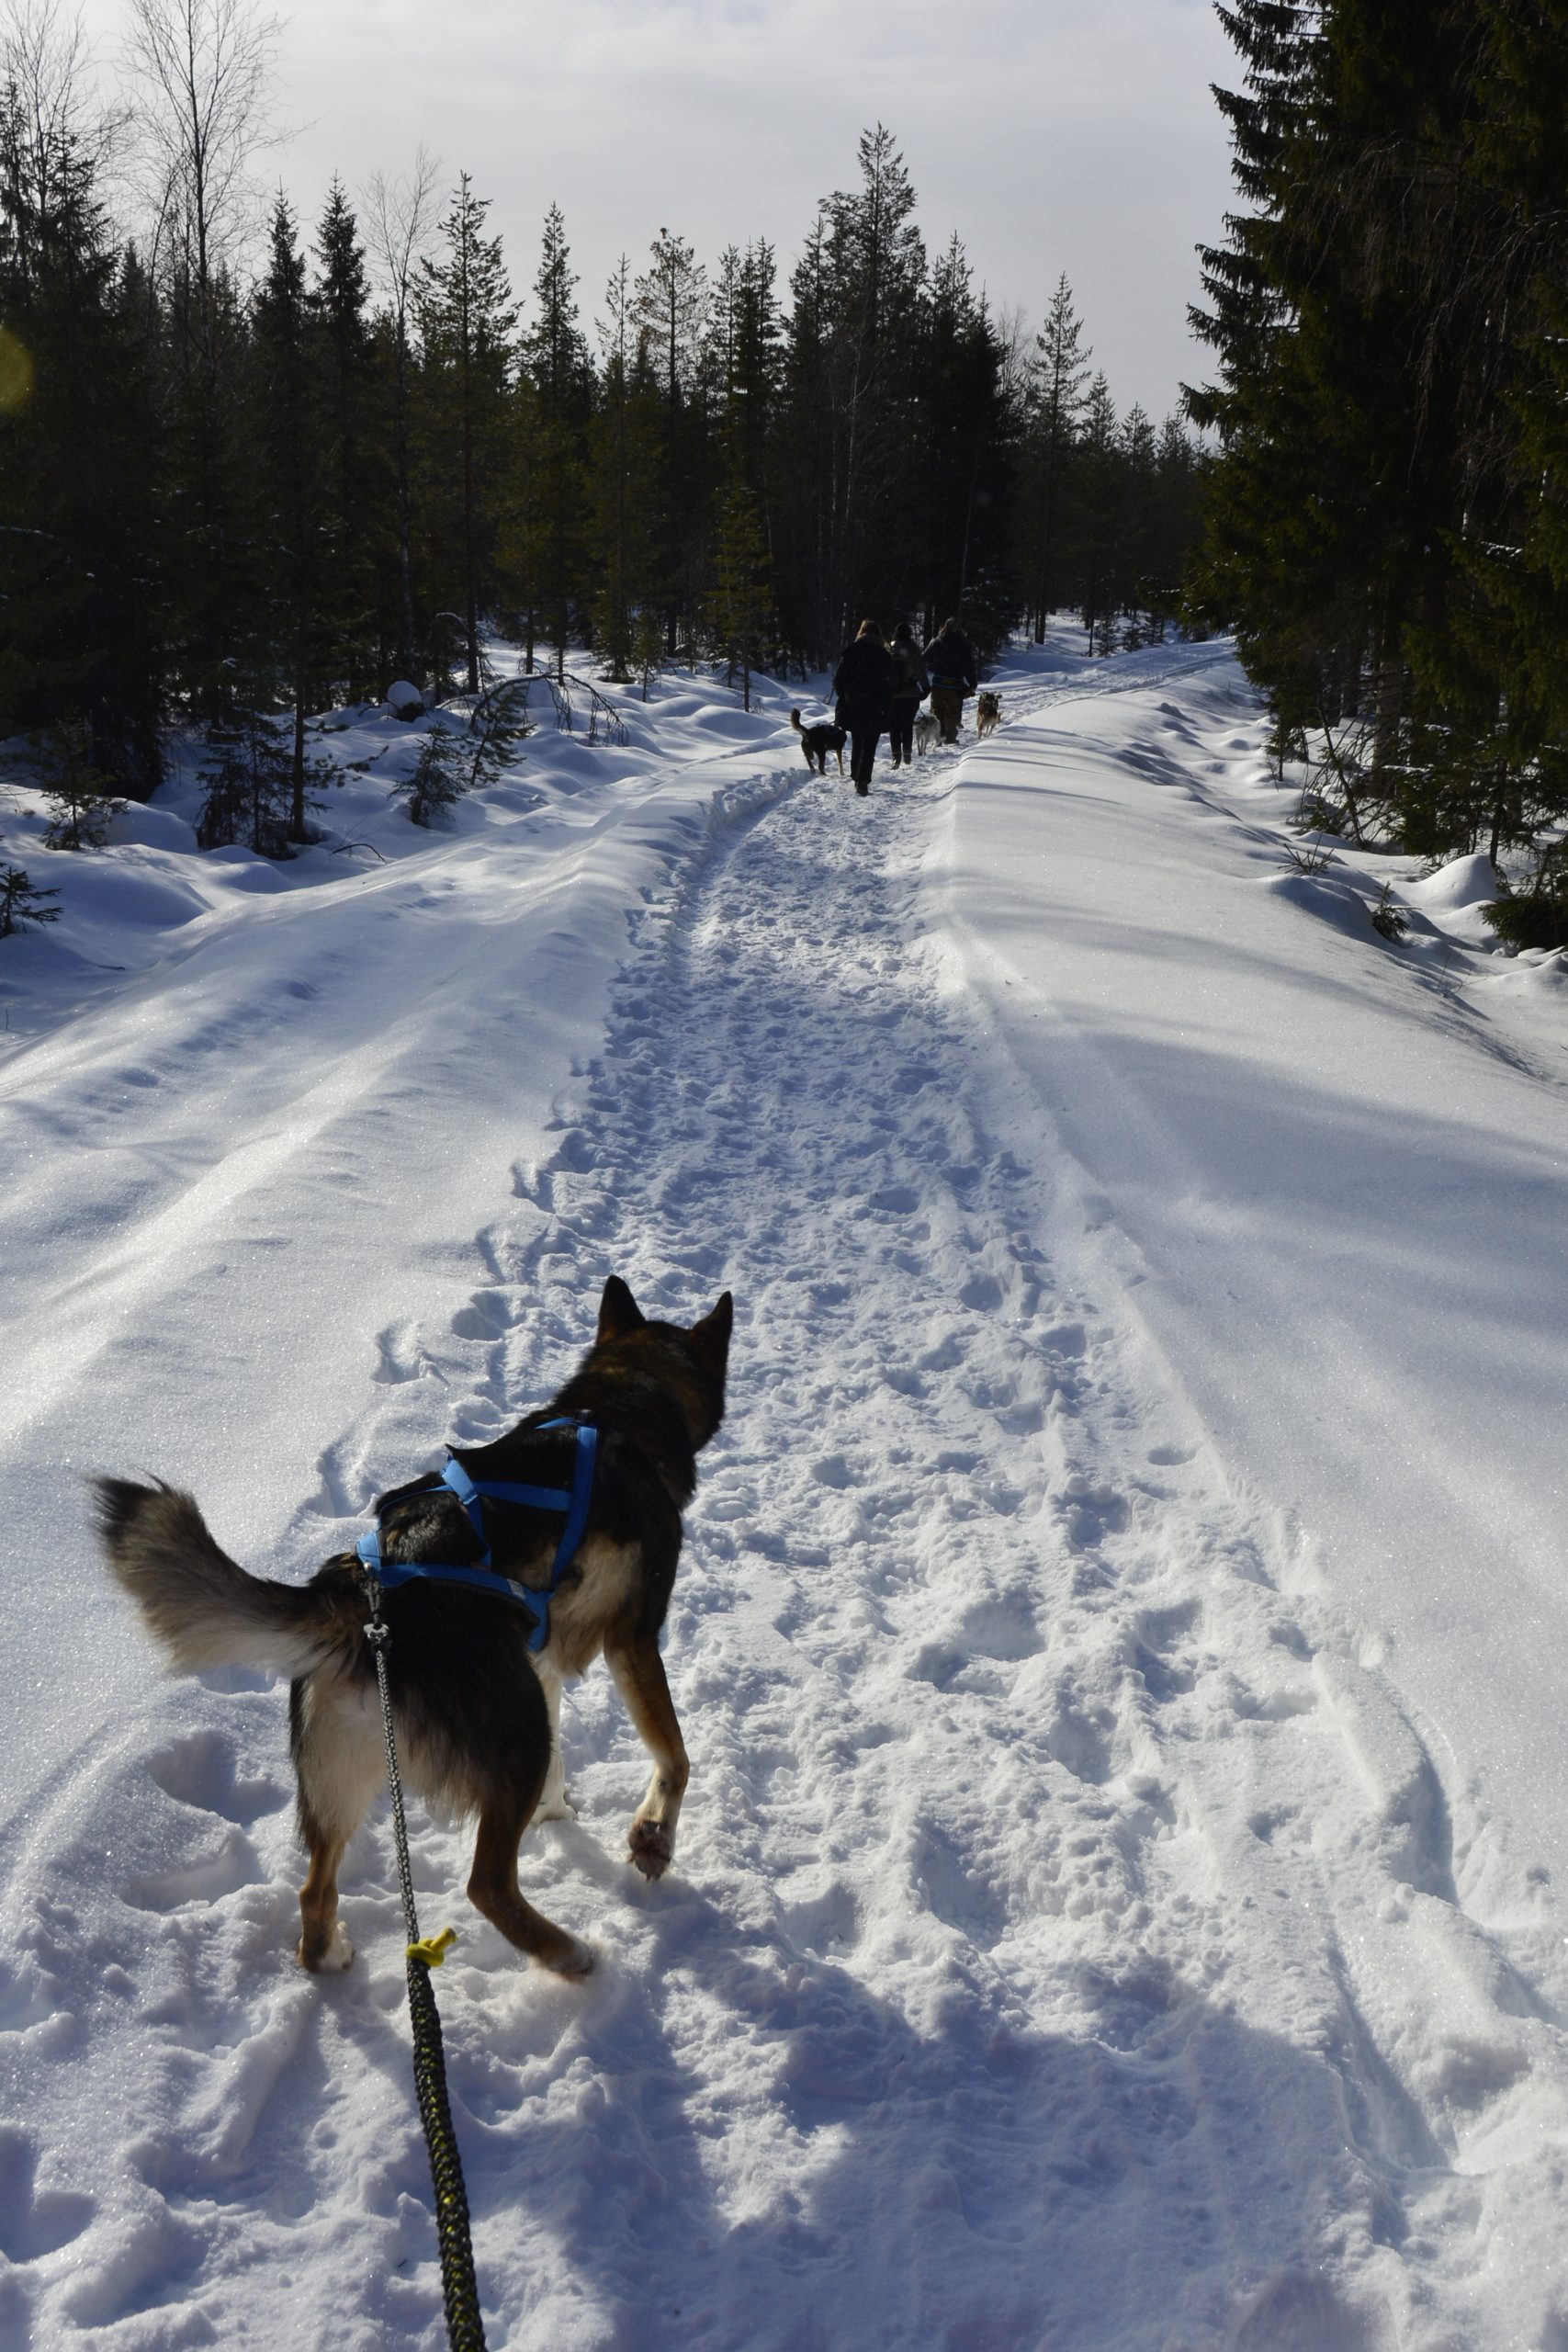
[3,648,1566,2349]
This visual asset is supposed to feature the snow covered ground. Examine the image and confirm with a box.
[1,639,1565,2349]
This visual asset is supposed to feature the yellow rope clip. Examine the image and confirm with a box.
[408,1927,458,1968]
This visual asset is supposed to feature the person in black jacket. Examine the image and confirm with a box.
[831,620,897,796]
[923,616,978,743]
[886,620,930,767]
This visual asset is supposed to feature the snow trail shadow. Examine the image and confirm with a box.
[465,1889,1404,2350]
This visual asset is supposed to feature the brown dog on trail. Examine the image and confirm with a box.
[96,1276,733,1980]
[976,691,1001,739]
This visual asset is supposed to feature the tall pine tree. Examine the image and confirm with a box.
[415,173,516,693]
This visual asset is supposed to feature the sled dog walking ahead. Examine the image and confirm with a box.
[790,708,846,775]
[96,1276,733,1980]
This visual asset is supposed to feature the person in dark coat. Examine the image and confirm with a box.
[886,620,930,768]
[923,616,978,743]
[831,620,897,796]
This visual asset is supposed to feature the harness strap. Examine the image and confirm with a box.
[355,1414,599,1655]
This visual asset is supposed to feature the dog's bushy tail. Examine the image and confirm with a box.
[95,1478,344,1679]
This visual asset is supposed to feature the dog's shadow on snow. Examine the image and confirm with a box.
[445,1856,1405,2352]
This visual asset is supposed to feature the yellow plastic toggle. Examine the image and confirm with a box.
[408,1927,458,1967]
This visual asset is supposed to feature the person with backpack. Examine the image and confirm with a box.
[831,620,897,796]
[886,620,930,768]
[923,616,978,743]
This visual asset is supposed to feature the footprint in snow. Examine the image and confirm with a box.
[1055,1474,1129,1550]
[0,2127,96,2263]
[144,1730,284,1827]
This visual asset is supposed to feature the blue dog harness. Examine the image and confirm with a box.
[355,1415,599,1655]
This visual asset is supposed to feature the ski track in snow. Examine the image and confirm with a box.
[3,647,1566,2349]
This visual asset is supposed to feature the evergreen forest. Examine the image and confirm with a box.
[0,0,1203,828]
[1190,0,1568,933]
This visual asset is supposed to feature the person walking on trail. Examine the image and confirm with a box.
[886,620,930,768]
[831,619,897,797]
[924,615,978,744]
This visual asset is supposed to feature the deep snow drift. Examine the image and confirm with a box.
[1,639,1564,2349]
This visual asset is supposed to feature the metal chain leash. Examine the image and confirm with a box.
[363,1577,488,2352]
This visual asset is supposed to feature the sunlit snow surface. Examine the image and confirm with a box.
[1,642,1565,2348]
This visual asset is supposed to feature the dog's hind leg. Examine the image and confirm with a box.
[532,1664,574,1822]
[293,1674,384,1972]
[604,1631,689,1880]
[467,1781,592,1978]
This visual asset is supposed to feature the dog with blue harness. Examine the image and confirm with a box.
[96,1275,734,1981]
[355,1421,600,1652]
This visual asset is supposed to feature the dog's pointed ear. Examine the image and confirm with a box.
[597,1274,646,1341]
[688,1291,733,1372]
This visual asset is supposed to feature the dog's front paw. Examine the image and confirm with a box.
[628,1818,674,1880]
[299,1923,355,1973]
[534,1789,578,1824]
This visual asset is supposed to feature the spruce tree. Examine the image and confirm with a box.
[1076,374,1121,651]
[588,255,662,682]
[197,707,296,853]
[30,719,126,848]
[312,178,384,697]
[913,237,1015,653]
[252,192,331,840]
[415,174,517,693]
[519,205,592,681]
[1019,274,1090,641]
[633,228,710,656]
[818,128,925,651]
[706,476,771,707]
[0,865,60,936]
[0,54,163,790]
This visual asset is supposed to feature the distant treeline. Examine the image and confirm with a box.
[1190,0,1568,925]
[0,0,1204,817]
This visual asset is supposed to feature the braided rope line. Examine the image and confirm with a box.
[365,1589,489,2352]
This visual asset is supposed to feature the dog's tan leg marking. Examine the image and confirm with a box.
[295,1676,383,1973]
[605,1633,689,1880]
[468,1797,592,1978]
[534,1666,575,1822]
[299,1833,355,1973]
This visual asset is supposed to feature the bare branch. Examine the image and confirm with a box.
[362,142,441,328]
[0,0,127,207]
[121,0,282,321]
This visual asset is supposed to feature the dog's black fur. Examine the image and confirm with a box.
[790,708,847,775]
[96,1275,733,1979]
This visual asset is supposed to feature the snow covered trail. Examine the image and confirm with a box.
[3,647,1566,2348]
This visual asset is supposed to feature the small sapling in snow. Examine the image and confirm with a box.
[0,865,61,938]
[1282,834,1336,876]
[392,726,464,826]
[22,723,129,851]
[1371,882,1408,941]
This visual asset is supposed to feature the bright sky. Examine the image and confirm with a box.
[85,0,1239,422]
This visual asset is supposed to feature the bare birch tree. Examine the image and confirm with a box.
[363,145,440,680]
[124,0,279,383]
